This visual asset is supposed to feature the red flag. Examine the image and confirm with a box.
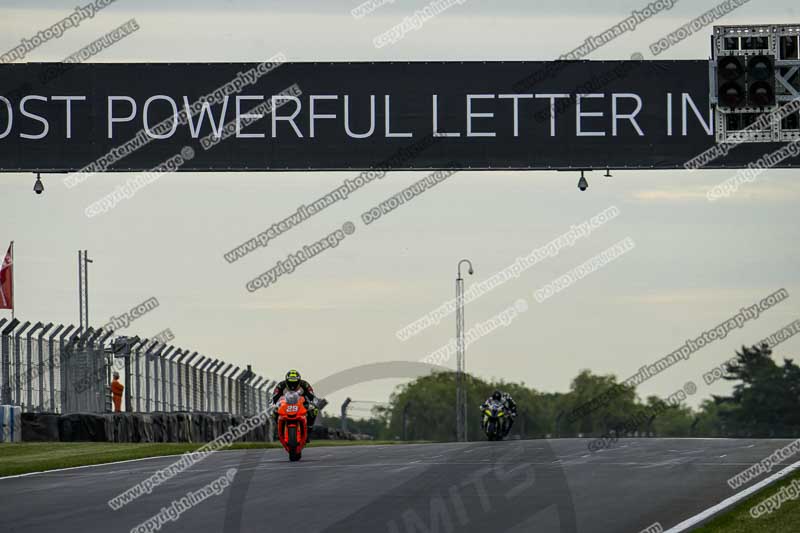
[0,243,12,310]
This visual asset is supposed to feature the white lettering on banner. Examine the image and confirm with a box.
[0,91,720,141]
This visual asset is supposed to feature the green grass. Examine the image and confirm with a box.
[693,469,800,532]
[0,440,422,477]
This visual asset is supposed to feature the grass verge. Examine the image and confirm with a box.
[0,440,420,478]
[693,468,800,532]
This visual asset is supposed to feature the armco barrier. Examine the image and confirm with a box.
[0,405,22,442]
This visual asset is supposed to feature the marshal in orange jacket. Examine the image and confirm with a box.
[111,377,124,412]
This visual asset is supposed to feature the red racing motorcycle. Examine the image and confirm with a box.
[276,391,309,461]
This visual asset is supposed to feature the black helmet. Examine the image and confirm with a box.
[286,369,301,390]
[491,390,502,401]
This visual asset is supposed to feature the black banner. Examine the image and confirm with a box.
[0,60,796,172]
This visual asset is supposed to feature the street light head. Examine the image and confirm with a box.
[578,174,588,192]
[33,173,44,195]
[457,259,474,279]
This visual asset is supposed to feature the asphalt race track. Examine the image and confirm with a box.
[2,438,797,533]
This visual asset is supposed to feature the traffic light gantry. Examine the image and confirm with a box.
[711,24,800,143]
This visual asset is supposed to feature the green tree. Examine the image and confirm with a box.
[560,370,639,436]
[363,342,800,442]
[645,395,694,436]
[714,344,800,437]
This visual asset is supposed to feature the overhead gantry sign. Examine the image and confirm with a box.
[1,24,798,173]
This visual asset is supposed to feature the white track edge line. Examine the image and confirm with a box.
[0,448,253,480]
[665,458,800,532]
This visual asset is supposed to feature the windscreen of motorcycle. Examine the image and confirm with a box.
[284,391,300,405]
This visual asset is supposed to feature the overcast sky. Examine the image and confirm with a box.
[1,0,799,415]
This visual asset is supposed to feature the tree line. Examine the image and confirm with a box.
[327,343,800,441]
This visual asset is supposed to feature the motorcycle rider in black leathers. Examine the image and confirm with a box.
[480,390,518,436]
[271,369,318,437]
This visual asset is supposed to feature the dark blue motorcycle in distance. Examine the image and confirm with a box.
[482,399,508,441]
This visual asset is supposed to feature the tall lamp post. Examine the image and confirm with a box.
[456,259,473,442]
[78,250,93,332]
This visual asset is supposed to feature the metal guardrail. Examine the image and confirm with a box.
[0,317,274,415]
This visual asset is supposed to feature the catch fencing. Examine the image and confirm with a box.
[0,317,274,416]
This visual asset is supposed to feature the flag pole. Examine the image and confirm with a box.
[10,240,14,320]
